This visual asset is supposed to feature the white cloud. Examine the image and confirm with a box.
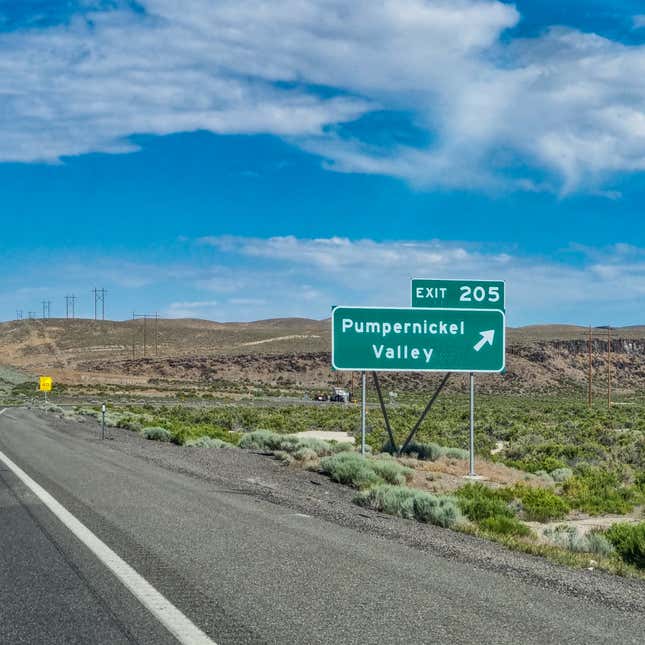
[3,1,645,191]
[4,236,645,324]
[166,299,218,317]
[196,235,645,324]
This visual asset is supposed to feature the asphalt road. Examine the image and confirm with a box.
[0,407,643,644]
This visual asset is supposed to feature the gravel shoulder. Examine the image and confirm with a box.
[37,407,645,612]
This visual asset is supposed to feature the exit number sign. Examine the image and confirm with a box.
[412,279,505,310]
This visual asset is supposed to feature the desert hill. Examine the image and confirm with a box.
[0,317,643,395]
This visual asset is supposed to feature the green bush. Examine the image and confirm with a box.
[455,483,514,521]
[370,460,414,486]
[239,430,352,458]
[562,467,640,515]
[399,441,442,461]
[544,525,615,557]
[513,485,569,522]
[184,436,232,448]
[142,426,173,442]
[320,453,381,489]
[605,522,645,569]
[293,447,319,461]
[479,516,533,538]
[395,441,468,461]
[354,485,462,528]
[550,467,574,483]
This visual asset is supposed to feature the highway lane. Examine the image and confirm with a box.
[1,407,644,644]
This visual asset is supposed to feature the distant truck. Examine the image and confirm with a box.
[313,387,353,403]
[330,387,351,403]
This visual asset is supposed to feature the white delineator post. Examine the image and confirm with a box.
[361,371,367,456]
[469,372,475,477]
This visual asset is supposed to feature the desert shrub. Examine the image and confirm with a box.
[273,450,294,465]
[184,436,232,448]
[395,441,467,461]
[293,447,319,462]
[400,441,442,461]
[442,447,469,460]
[238,430,283,451]
[544,525,615,557]
[513,485,569,522]
[412,493,462,527]
[320,453,381,489]
[455,483,514,521]
[354,485,462,528]
[142,426,173,442]
[117,416,143,432]
[479,515,533,538]
[355,484,415,519]
[239,430,349,457]
[47,404,64,414]
[550,467,574,483]
[605,522,645,569]
[562,467,640,515]
[370,460,414,486]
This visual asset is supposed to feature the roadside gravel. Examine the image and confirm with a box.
[40,407,645,613]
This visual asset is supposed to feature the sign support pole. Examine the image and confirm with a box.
[469,372,475,477]
[360,371,366,457]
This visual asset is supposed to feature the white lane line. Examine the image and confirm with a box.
[0,448,216,645]
[0,408,7,416]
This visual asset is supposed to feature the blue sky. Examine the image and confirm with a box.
[1,0,644,326]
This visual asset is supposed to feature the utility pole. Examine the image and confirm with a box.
[93,288,107,320]
[155,312,159,357]
[607,327,612,411]
[16,310,23,320]
[41,300,51,320]
[132,313,156,359]
[587,326,593,407]
[28,311,36,320]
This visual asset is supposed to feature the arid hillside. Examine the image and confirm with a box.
[0,318,643,395]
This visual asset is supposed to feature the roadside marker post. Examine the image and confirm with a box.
[101,403,106,440]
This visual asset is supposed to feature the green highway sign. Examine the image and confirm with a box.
[412,279,505,310]
[332,307,505,373]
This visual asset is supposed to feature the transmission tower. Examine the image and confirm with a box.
[131,313,159,358]
[65,295,77,319]
[41,300,51,319]
[16,310,23,320]
[93,288,107,320]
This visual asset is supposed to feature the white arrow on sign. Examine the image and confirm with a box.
[473,330,495,352]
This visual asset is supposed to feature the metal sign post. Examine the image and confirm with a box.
[469,373,476,477]
[360,372,366,456]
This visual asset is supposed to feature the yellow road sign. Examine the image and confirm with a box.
[39,376,52,392]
